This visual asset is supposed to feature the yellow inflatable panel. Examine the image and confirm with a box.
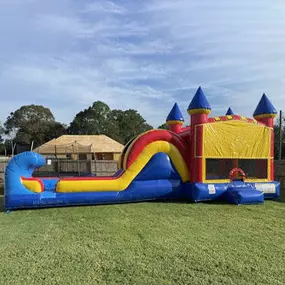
[21,178,43,193]
[202,120,271,159]
[56,141,189,193]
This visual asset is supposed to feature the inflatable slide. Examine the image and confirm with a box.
[4,87,280,210]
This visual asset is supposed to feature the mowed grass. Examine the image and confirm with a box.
[0,191,285,285]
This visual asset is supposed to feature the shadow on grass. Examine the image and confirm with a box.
[277,196,285,203]
[150,196,283,205]
[148,198,230,206]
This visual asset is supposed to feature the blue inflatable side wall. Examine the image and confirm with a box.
[4,152,185,210]
[5,152,46,197]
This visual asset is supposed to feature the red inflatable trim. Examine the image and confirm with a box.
[125,130,187,169]
[59,171,125,181]
[229,168,246,182]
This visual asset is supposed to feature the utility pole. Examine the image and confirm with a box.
[30,140,34,151]
[279,110,282,160]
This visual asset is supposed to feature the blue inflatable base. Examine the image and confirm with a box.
[4,179,186,211]
[186,181,280,205]
[4,180,280,210]
[226,188,264,205]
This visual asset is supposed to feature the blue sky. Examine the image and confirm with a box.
[1,0,285,128]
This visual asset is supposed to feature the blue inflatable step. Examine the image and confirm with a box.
[226,188,264,205]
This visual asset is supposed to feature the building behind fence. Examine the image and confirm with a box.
[33,135,124,161]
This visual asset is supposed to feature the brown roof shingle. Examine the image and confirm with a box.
[33,135,124,154]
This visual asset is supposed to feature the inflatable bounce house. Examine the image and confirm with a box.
[4,87,280,210]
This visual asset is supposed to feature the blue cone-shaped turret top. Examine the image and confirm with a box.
[253,93,277,118]
[166,103,184,122]
[226,107,234,115]
[187,86,211,114]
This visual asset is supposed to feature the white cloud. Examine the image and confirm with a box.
[1,0,285,130]
[83,1,127,15]
[33,15,97,38]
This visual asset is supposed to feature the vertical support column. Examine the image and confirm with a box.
[255,118,275,181]
[187,86,211,183]
[167,121,183,133]
[253,93,277,181]
[270,127,274,181]
[189,114,208,182]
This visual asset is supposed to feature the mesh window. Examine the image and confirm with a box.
[239,159,267,179]
[206,159,268,180]
[206,159,234,180]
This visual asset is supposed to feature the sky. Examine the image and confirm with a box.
[1,0,285,128]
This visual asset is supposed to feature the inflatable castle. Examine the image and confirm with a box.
[4,87,280,210]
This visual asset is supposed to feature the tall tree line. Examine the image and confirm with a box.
[0,101,153,155]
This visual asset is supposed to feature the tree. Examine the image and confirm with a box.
[157,123,168,129]
[0,144,5,155]
[274,116,285,160]
[0,122,4,155]
[0,121,4,143]
[4,105,64,149]
[43,122,68,142]
[68,101,153,144]
[68,101,115,136]
[110,109,153,144]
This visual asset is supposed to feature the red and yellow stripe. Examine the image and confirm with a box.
[207,115,259,124]
[123,129,187,170]
[56,140,189,192]
[254,113,277,119]
[21,177,44,193]
[166,120,184,125]
[188,108,211,115]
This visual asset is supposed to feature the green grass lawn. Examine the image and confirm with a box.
[0,193,285,285]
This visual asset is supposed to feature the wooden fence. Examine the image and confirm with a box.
[0,159,119,180]
[0,160,6,184]
[274,160,285,189]
[35,160,119,177]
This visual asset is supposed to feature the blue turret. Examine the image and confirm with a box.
[187,86,211,115]
[226,107,234,115]
[166,103,184,133]
[253,93,277,119]
[166,103,184,123]
[253,93,277,127]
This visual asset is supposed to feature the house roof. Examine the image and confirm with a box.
[166,103,184,122]
[33,135,124,154]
